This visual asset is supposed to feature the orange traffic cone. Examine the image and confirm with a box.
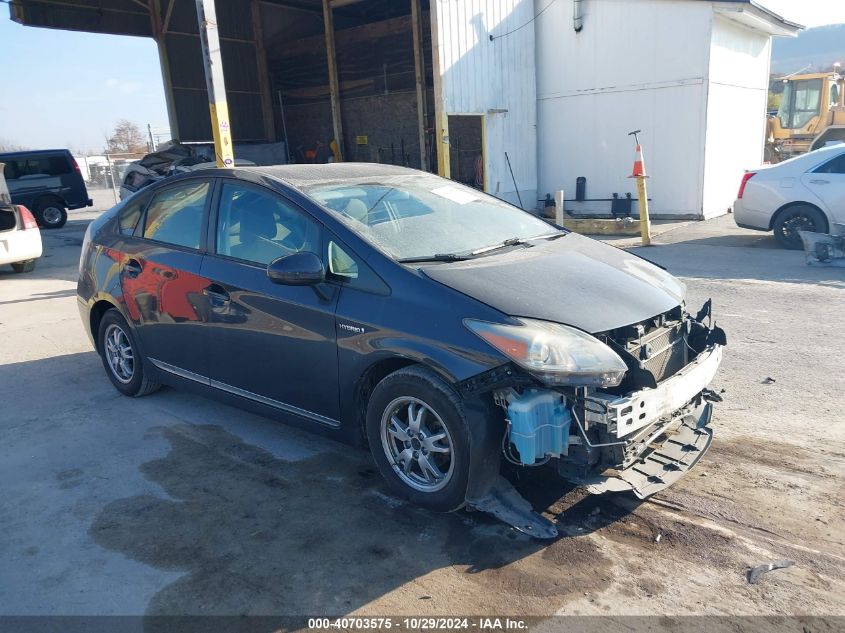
[628,144,648,178]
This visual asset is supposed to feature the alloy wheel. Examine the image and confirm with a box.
[380,396,454,493]
[104,323,135,384]
[780,212,817,245]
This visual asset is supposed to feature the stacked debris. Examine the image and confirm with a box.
[118,140,287,200]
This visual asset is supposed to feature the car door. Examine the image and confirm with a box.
[802,151,845,224]
[119,178,213,377]
[200,179,341,426]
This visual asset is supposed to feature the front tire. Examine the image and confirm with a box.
[366,366,471,512]
[97,309,160,397]
[34,200,68,229]
[773,204,827,250]
[11,259,36,273]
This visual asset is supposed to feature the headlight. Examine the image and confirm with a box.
[464,318,627,387]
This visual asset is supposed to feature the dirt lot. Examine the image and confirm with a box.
[0,199,843,620]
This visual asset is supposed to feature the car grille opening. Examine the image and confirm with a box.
[600,308,691,385]
[626,321,689,383]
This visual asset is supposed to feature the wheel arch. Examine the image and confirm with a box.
[352,355,472,443]
[769,200,830,232]
[89,298,122,353]
[32,193,67,211]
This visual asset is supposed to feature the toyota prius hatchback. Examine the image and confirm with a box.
[78,164,726,537]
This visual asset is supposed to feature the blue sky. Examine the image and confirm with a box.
[1,1,843,154]
[0,18,168,153]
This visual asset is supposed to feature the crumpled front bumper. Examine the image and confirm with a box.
[602,401,713,499]
[579,344,723,498]
[588,344,723,438]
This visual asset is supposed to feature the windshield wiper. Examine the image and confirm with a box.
[471,237,526,256]
[398,253,471,263]
[470,232,566,256]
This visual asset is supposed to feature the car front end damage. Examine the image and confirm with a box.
[457,301,726,538]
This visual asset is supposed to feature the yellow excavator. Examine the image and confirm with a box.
[766,66,845,163]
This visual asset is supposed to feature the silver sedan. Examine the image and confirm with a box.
[733,143,845,249]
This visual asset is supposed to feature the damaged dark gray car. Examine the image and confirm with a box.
[78,164,725,538]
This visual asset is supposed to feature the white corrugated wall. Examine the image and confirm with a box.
[434,0,538,207]
[535,0,714,218]
[702,15,770,218]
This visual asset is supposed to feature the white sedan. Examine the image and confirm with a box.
[734,144,845,249]
[0,204,42,273]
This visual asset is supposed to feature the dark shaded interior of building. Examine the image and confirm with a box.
[11,0,436,169]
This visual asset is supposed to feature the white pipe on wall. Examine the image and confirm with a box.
[573,0,584,32]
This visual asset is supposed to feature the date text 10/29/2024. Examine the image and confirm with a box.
[308,618,529,630]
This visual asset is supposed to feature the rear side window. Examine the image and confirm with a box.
[2,154,71,180]
[118,196,147,235]
[143,181,209,249]
[814,153,845,174]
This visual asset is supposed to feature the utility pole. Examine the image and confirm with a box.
[628,130,652,246]
[147,123,157,152]
[196,0,234,168]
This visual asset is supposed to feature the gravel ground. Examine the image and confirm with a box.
[0,208,842,620]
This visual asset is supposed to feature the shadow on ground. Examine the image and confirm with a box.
[86,419,629,620]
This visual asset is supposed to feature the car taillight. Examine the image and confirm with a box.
[18,205,38,230]
[72,157,81,174]
[737,172,756,199]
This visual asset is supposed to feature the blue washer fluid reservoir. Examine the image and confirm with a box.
[507,390,572,465]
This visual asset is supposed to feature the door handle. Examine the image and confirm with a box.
[123,259,142,278]
[203,284,230,304]
[809,179,830,184]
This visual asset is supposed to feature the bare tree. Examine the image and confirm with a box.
[105,120,148,154]
[0,139,26,152]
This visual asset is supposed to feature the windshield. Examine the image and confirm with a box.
[304,174,560,260]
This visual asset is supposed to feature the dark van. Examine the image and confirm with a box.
[0,149,93,229]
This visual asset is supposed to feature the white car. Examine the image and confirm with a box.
[733,143,845,249]
[0,204,42,273]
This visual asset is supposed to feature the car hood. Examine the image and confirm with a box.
[420,233,686,333]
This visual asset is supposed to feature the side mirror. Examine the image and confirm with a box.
[267,251,325,286]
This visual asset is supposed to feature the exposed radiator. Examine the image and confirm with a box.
[624,321,689,383]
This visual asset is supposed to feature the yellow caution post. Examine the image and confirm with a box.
[627,130,652,246]
[196,0,235,168]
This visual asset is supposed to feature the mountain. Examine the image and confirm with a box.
[771,24,845,76]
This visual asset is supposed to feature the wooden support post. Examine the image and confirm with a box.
[410,0,427,171]
[251,0,276,141]
[428,4,449,178]
[196,0,235,167]
[322,0,344,161]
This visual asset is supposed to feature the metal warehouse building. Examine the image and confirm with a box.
[10,0,799,217]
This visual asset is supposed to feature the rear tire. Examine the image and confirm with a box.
[11,259,36,273]
[366,366,470,512]
[97,309,160,397]
[34,200,68,229]
[773,204,827,250]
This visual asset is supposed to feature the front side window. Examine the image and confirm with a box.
[304,174,559,261]
[215,183,320,266]
[143,180,209,249]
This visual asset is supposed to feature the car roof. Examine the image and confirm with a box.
[0,149,72,157]
[764,143,845,172]
[241,162,424,190]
